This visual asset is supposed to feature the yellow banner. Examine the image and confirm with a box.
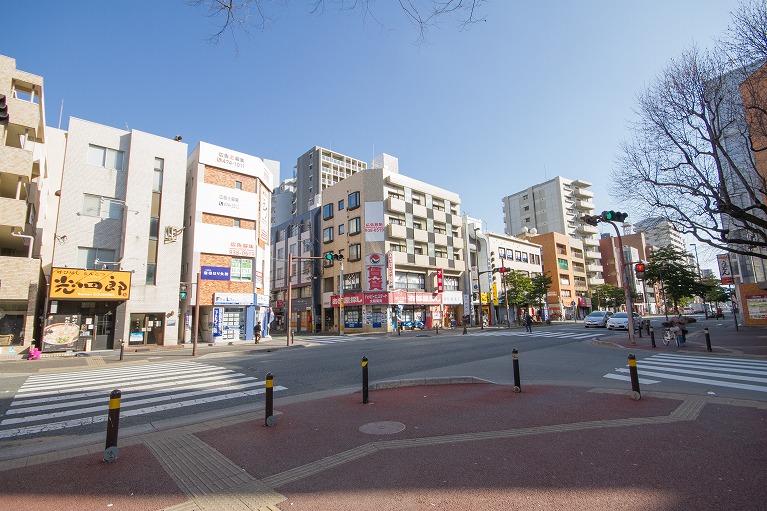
[492,283,499,306]
[50,268,131,300]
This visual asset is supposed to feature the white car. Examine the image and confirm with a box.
[584,310,613,328]
[606,312,643,331]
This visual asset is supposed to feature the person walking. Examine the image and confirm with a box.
[254,321,261,344]
[524,312,533,333]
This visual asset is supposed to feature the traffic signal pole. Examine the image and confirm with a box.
[286,252,293,346]
[605,220,637,345]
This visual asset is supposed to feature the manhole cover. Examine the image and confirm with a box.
[359,421,406,435]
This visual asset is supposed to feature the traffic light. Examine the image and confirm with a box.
[472,292,478,301]
[601,210,628,223]
[0,94,8,126]
[635,262,646,280]
[325,252,344,261]
[179,284,188,299]
[494,266,508,274]
[580,215,600,226]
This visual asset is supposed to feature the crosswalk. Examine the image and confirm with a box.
[0,361,286,439]
[479,329,608,340]
[603,353,767,392]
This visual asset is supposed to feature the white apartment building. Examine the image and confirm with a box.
[270,177,296,226]
[294,146,367,216]
[467,219,543,325]
[632,217,686,253]
[48,118,188,350]
[180,142,277,343]
[501,176,604,293]
[320,156,464,333]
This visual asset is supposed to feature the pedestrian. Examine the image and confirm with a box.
[254,321,261,344]
[671,315,687,347]
[524,312,533,333]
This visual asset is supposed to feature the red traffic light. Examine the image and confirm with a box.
[635,263,645,272]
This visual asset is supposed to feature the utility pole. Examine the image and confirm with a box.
[339,260,345,336]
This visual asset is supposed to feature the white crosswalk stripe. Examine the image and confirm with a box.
[304,336,364,344]
[0,361,286,438]
[478,330,607,340]
[603,354,767,392]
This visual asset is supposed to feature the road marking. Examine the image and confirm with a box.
[0,361,286,438]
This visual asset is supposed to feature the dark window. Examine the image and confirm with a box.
[348,191,360,210]
[323,227,334,243]
[323,203,334,220]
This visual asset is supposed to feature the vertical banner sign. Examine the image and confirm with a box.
[365,253,386,291]
[436,268,443,293]
[492,283,499,306]
[387,251,396,290]
[364,202,385,241]
[259,187,270,244]
[717,254,734,285]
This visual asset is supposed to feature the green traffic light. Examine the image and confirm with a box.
[325,253,335,260]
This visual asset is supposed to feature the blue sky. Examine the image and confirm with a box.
[3,0,741,268]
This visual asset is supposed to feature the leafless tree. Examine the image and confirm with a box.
[611,1,767,262]
[187,0,487,46]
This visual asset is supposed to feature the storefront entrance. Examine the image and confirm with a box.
[129,313,165,346]
[222,307,245,341]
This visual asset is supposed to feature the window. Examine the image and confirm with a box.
[434,225,446,234]
[323,227,334,243]
[560,275,570,285]
[349,243,361,261]
[522,194,529,200]
[444,276,459,291]
[339,224,345,235]
[78,247,116,269]
[435,249,447,258]
[394,271,425,290]
[231,258,253,282]
[390,244,405,252]
[558,258,569,270]
[562,290,572,298]
[235,181,242,190]
[343,272,361,291]
[412,196,422,206]
[524,206,529,211]
[525,217,531,223]
[338,199,345,210]
[323,203,333,220]
[87,144,124,170]
[515,251,522,261]
[82,194,122,219]
[234,219,241,228]
[388,191,405,200]
[153,158,164,192]
[348,191,360,210]
[390,217,405,226]
[414,246,424,255]
[413,221,422,230]
[348,217,361,235]
[498,248,507,259]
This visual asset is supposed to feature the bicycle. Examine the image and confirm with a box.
[660,321,679,347]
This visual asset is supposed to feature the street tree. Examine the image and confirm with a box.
[591,283,626,311]
[188,0,487,45]
[644,246,700,314]
[611,0,767,262]
[500,270,533,324]
[527,273,553,320]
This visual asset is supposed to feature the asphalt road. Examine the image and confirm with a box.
[0,318,764,455]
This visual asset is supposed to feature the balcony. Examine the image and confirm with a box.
[0,145,33,182]
[433,208,447,223]
[578,224,598,235]
[9,96,42,133]
[413,228,428,243]
[585,250,601,260]
[387,224,407,239]
[386,196,406,214]
[582,237,599,248]
[0,197,27,227]
[575,199,594,210]
[0,256,40,300]
[586,263,603,273]
[412,203,428,219]
[434,232,448,247]
[573,187,593,199]
[588,277,604,286]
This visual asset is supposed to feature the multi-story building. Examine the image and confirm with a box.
[517,230,592,320]
[48,118,187,350]
[0,55,48,353]
[180,142,277,343]
[320,156,463,332]
[270,207,322,333]
[632,217,685,253]
[294,146,367,216]
[270,177,296,226]
[599,232,657,314]
[501,176,604,303]
[467,220,543,325]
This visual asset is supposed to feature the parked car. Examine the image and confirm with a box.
[606,312,643,331]
[584,310,613,328]
[682,306,695,315]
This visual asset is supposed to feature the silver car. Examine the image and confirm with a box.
[584,310,613,328]
[606,312,643,330]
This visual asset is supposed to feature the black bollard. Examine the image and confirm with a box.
[119,341,125,361]
[362,356,369,404]
[638,324,643,338]
[645,320,650,335]
[512,348,521,393]
[650,329,656,348]
[628,354,641,400]
[104,389,121,463]
[462,323,468,335]
[264,372,275,426]
[704,328,712,352]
